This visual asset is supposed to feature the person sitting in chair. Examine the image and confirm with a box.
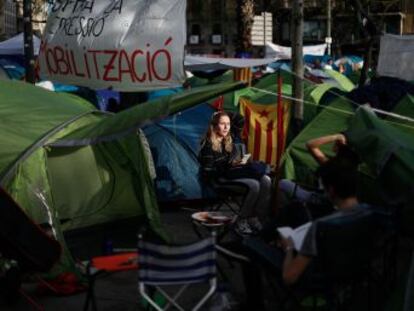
[278,133,359,218]
[219,158,372,309]
[280,158,367,285]
[198,111,272,235]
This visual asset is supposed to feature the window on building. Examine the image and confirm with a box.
[211,23,222,45]
[212,23,222,35]
[303,20,326,40]
[193,0,203,14]
[189,24,201,45]
[282,22,290,41]
[212,0,222,17]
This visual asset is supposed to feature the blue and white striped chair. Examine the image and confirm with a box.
[138,233,217,311]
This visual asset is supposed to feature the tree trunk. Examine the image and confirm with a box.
[292,0,304,133]
[236,0,255,55]
[23,0,35,83]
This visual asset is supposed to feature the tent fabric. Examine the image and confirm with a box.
[0,79,242,275]
[0,80,97,183]
[323,69,355,92]
[0,65,10,80]
[265,42,327,59]
[346,76,414,111]
[184,55,276,71]
[0,58,25,79]
[143,103,215,201]
[186,70,233,88]
[50,82,243,146]
[0,33,41,55]
[346,105,414,203]
[281,98,355,184]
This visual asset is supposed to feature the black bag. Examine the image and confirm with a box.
[224,161,268,180]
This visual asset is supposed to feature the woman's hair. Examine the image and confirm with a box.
[205,111,233,153]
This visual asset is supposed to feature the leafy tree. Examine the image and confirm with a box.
[236,0,255,54]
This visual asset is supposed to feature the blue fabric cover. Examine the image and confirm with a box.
[143,103,215,201]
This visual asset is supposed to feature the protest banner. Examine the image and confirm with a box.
[39,0,186,91]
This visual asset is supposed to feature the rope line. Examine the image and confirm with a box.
[263,69,414,124]
[250,87,354,116]
[250,86,414,124]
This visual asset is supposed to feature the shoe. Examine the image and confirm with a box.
[248,217,263,232]
[235,219,253,235]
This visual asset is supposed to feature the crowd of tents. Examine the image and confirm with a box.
[1,33,414,293]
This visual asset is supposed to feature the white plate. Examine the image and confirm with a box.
[191,212,233,226]
[191,212,209,222]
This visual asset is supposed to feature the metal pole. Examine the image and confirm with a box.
[326,0,332,56]
[23,0,35,83]
[292,0,304,133]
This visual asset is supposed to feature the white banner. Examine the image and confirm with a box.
[377,34,414,82]
[265,42,327,59]
[39,0,186,91]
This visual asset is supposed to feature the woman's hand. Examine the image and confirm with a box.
[231,159,243,166]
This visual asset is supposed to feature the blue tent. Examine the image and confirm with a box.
[143,103,215,202]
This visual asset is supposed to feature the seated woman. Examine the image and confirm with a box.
[198,111,272,235]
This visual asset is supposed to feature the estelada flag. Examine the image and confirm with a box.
[239,98,290,166]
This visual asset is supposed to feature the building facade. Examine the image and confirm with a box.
[187,0,414,57]
[186,0,272,57]
[187,0,238,56]
[0,0,17,40]
[16,0,49,36]
[272,0,414,54]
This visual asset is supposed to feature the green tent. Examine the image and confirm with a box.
[281,97,354,184]
[0,79,242,274]
[281,93,414,227]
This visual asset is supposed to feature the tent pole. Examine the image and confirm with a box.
[23,0,35,84]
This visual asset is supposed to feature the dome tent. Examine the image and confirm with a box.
[0,79,242,274]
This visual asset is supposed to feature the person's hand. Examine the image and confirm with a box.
[333,134,347,153]
[278,236,295,253]
[231,159,243,166]
[335,134,347,145]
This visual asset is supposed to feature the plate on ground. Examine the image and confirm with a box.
[192,212,234,226]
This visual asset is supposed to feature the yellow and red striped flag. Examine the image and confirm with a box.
[239,98,290,166]
[233,68,252,86]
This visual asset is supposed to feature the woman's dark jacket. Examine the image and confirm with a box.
[198,139,238,182]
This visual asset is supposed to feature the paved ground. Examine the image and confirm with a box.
[0,205,412,311]
[0,206,247,311]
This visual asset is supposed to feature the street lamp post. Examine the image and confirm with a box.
[292,0,304,133]
[23,0,35,83]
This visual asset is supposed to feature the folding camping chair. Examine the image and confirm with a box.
[208,180,246,215]
[138,233,217,311]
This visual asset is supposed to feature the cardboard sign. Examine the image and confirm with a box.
[39,0,186,91]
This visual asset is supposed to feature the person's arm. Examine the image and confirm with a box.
[280,237,312,285]
[306,133,347,164]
